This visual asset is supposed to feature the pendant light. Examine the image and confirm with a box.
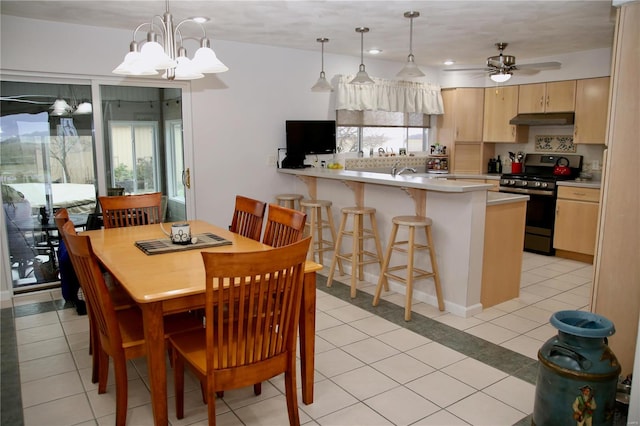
[311,38,333,92]
[397,11,425,78]
[350,27,375,85]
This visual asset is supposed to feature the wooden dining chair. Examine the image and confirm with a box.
[62,221,203,426]
[261,203,307,248]
[98,192,163,229]
[55,210,136,383]
[229,195,267,242]
[169,236,311,426]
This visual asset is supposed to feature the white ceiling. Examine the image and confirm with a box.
[1,1,617,69]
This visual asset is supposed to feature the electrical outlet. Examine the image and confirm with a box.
[266,155,277,166]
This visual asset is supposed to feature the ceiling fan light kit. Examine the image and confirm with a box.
[112,0,227,80]
[350,27,375,85]
[444,41,562,81]
[490,70,512,83]
[397,11,425,78]
[311,37,334,92]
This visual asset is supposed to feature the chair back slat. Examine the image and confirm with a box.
[62,221,123,356]
[262,204,306,248]
[201,237,310,377]
[230,195,267,242]
[99,192,162,229]
[54,208,70,237]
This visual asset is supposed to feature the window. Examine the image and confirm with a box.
[108,121,159,194]
[165,119,184,200]
[336,110,430,155]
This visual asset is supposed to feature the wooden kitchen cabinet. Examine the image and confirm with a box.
[518,80,576,113]
[574,77,610,144]
[553,186,600,257]
[483,86,529,143]
[438,88,484,142]
[437,88,489,173]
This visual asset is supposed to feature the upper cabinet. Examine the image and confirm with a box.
[483,86,529,143]
[574,77,610,144]
[437,88,484,143]
[518,81,576,113]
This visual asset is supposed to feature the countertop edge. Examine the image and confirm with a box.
[556,180,601,189]
[278,168,492,193]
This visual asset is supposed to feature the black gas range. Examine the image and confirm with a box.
[499,153,583,255]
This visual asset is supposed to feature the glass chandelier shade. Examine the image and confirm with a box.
[50,99,72,116]
[397,11,425,78]
[350,27,375,85]
[311,37,333,92]
[112,1,228,80]
[490,70,512,82]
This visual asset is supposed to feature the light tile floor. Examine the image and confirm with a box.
[5,252,594,425]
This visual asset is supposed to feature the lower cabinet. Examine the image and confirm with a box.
[553,187,601,257]
[481,200,527,308]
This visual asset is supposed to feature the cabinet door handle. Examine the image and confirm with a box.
[573,192,586,196]
[539,96,544,108]
[546,96,550,108]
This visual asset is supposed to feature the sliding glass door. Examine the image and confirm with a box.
[100,85,187,223]
[1,80,190,294]
[1,80,96,292]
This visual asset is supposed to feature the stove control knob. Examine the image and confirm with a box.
[521,181,528,187]
[509,180,515,185]
[541,182,548,188]
[534,182,542,187]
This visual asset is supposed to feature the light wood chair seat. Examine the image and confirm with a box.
[372,215,444,321]
[169,237,312,425]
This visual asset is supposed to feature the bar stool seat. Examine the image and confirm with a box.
[275,193,304,211]
[327,206,383,298]
[372,215,444,321]
[299,200,342,270]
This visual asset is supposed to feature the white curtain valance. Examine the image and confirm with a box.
[335,75,444,114]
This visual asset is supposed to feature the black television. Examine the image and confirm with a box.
[282,120,336,168]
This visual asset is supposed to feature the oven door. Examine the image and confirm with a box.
[499,188,557,255]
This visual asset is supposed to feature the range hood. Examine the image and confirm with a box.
[509,112,575,126]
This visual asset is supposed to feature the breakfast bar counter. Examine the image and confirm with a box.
[278,168,528,317]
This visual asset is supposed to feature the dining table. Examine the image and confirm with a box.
[82,219,322,426]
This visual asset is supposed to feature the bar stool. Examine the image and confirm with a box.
[327,206,383,298]
[299,200,342,270]
[275,193,304,210]
[372,215,444,321]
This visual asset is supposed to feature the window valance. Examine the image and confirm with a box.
[335,75,444,114]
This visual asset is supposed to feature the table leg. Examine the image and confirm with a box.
[299,271,317,405]
[141,302,168,426]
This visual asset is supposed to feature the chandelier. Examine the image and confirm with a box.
[113,0,228,80]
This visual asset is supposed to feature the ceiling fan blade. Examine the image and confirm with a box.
[443,67,489,72]
[514,68,540,75]
[516,61,562,70]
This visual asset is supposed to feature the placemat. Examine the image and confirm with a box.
[135,233,232,255]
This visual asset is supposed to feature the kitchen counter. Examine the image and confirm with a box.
[557,180,601,189]
[279,168,493,193]
[278,167,527,317]
[487,191,529,206]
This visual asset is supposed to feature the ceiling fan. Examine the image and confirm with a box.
[444,42,561,82]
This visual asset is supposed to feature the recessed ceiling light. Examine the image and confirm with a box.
[368,48,382,55]
[443,60,455,65]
